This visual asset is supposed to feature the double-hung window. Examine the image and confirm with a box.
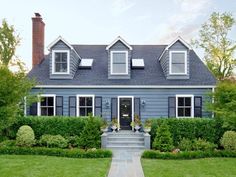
[176,95,193,118]
[111,51,128,75]
[52,50,70,74]
[77,95,94,116]
[38,95,56,116]
[170,51,187,74]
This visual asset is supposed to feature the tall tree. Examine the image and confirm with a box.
[193,12,236,80]
[0,19,20,67]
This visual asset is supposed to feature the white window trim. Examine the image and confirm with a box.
[176,94,194,118]
[169,50,187,75]
[76,95,95,117]
[37,94,56,116]
[52,50,70,74]
[110,51,128,75]
[117,96,134,130]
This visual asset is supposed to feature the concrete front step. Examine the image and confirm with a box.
[107,137,144,141]
[108,141,145,146]
[106,145,145,150]
[107,133,144,137]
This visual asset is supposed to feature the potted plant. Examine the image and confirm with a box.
[143,119,151,134]
[111,118,118,133]
[100,119,108,133]
[131,114,141,133]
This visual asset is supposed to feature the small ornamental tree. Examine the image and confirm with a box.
[78,114,101,149]
[152,121,173,152]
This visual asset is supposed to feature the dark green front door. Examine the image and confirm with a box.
[120,98,132,130]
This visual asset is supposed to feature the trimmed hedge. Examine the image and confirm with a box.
[150,118,226,146]
[7,116,102,139]
[142,150,236,159]
[0,146,112,158]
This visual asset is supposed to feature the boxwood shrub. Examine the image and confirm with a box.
[142,150,236,159]
[7,116,102,139]
[0,146,112,158]
[150,118,226,146]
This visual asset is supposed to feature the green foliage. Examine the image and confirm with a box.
[67,136,79,148]
[16,125,35,147]
[78,114,101,149]
[0,140,16,147]
[142,150,236,159]
[150,118,226,146]
[0,19,20,66]
[152,121,173,152]
[0,146,112,158]
[179,138,217,151]
[208,80,236,130]
[39,135,68,148]
[193,12,236,80]
[178,138,193,151]
[221,131,236,151]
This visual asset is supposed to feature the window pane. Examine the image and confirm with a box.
[185,108,191,117]
[113,53,126,63]
[41,97,47,106]
[86,97,92,106]
[178,97,184,106]
[48,97,54,106]
[172,53,185,63]
[112,63,126,74]
[48,108,54,116]
[61,53,67,62]
[55,53,61,62]
[87,108,92,115]
[185,97,191,106]
[55,63,62,72]
[80,108,85,116]
[62,63,67,72]
[41,108,47,116]
[172,63,185,73]
[79,97,85,106]
[178,108,184,117]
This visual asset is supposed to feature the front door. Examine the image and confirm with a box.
[119,98,132,130]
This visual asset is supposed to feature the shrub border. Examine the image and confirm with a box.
[0,147,112,158]
[142,150,236,159]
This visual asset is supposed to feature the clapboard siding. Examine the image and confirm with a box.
[108,41,131,79]
[29,88,212,121]
[49,40,80,79]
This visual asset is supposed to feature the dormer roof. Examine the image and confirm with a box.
[106,36,133,50]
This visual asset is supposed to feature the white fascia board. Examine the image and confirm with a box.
[34,85,216,89]
[106,36,132,50]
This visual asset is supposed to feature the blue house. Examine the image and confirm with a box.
[27,13,216,130]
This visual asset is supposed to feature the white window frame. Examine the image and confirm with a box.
[110,51,128,75]
[52,50,70,74]
[169,50,187,75]
[117,96,134,130]
[176,94,194,118]
[37,94,56,116]
[76,95,95,116]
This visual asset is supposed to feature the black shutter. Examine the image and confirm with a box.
[168,97,176,118]
[56,96,63,116]
[29,102,37,116]
[95,96,102,117]
[69,96,76,116]
[194,96,202,117]
[111,98,117,120]
[134,98,140,118]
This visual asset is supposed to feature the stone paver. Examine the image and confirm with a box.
[108,149,145,177]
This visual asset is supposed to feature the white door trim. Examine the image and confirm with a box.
[117,96,134,130]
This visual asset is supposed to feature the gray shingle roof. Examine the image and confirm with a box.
[28,45,216,86]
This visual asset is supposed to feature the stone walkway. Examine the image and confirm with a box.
[107,149,145,177]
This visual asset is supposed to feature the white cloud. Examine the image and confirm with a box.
[111,0,136,16]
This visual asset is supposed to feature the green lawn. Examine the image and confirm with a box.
[142,158,236,177]
[0,155,111,177]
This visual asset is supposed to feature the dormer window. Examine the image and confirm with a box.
[52,50,70,74]
[169,51,187,75]
[111,51,128,75]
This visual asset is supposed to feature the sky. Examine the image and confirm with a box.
[0,0,236,71]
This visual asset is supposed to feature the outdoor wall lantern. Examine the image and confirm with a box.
[141,100,146,107]
[105,100,110,108]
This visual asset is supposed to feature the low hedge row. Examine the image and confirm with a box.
[6,116,102,139]
[142,150,236,159]
[150,118,227,146]
[0,146,112,158]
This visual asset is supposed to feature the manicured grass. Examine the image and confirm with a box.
[142,158,236,177]
[0,155,111,177]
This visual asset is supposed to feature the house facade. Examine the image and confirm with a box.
[27,14,216,130]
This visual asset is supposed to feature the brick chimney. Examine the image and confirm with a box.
[32,13,45,67]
